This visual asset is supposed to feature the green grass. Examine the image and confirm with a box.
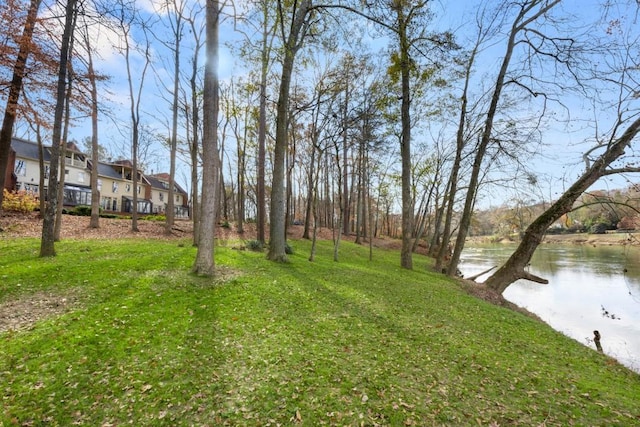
[1,237,639,426]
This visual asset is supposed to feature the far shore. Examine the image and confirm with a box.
[467,232,640,246]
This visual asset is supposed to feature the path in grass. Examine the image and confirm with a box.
[1,237,639,426]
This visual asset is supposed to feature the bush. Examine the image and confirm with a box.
[2,189,38,213]
[285,242,294,255]
[246,240,264,252]
[69,205,92,216]
[589,222,609,234]
[140,215,165,222]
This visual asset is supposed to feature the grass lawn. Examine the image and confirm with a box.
[1,237,639,426]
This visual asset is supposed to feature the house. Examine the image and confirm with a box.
[144,173,190,218]
[4,136,188,217]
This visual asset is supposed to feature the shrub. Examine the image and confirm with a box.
[589,222,609,234]
[140,215,165,222]
[285,242,294,255]
[246,240,264,252]
[70,205,92,216]
[2,189,38,213]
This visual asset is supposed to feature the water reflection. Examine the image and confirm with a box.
[460,244,640,373]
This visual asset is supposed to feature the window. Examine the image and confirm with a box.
[159,192,164,201]
[98,179,102,191]
[63,187,92,206]
[77,172,85,183]
[126,184,131,193]
[112,182,118,193]
[24,183,38,193]
[65,169,69,175]
[137,185,141,194]
[44,165,50,179]
[176,195,180,202]
[14,160,26,176]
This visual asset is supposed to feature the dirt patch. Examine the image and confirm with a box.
[0,290,84,334]
[0,211,193,240]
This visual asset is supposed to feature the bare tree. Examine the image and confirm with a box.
[109,0,152,231]
[78,17,102,229]
[192,0,221,276]
[267,0,314,262]
[41,0,77,256]
[447,0,562,276]
[150,0,190,234]
[485,16,640,292]
[184,5,205,246]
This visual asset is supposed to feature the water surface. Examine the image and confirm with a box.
[460,243,640,373]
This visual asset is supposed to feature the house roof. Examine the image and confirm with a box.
[11,137,50,162]
[95,162,123,180]
[11,137,188,200]
[112,159,133,168]
[146,173,188,196]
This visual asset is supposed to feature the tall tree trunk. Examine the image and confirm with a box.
[267,0,312,262]
[84,23,101,229]
[41,0,76,257]
[0,0,42,211]
[35,122,45,214]
[447,0,560,276]
[192,0,220,275]
[398,12,413,270]
[354,140,364,244]
[166,13,183,235]
[237,118,247,234]
[342,80,350,237]
[302,138,316,239]
[55,47,76,241]
[436,41,474,270]
[256,0,274,245]
[188,19,202,246]
[486,116,640,294]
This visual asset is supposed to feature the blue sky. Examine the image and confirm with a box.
[13,0,640,208]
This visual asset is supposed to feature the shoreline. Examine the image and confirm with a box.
[468,232,640,246]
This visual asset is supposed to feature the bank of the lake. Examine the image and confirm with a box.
[1,237,639,425]
[468,231,640,247]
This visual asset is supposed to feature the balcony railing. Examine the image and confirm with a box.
[64,158,85,168]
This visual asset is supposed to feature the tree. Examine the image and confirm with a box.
[485,116,640,293]
[484,7,640,292]
[151,0,189,234]
[41,0,77,257]
[0,0,42,212]
[267,0,315,262]
[339,0,455,269]
[109,0,152,232]
[435,6,494,272]
[192,0,221,276]
[78,15,102,229]
[183,4,205,246]
[447,0,562,276]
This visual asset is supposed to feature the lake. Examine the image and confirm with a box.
[460,243,640,373]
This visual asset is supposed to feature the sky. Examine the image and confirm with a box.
[12,0,640,209]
